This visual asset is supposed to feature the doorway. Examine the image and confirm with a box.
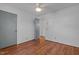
[34,18,40,39]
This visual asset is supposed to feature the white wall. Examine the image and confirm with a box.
[40,5,79,47]
[0,4,34,44]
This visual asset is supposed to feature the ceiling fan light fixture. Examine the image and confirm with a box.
[35,7,42,12]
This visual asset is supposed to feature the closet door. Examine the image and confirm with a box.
[0,10,17,48]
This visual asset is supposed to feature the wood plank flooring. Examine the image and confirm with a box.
[0,40,79,55]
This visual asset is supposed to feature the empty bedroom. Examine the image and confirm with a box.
[0,3,79,55]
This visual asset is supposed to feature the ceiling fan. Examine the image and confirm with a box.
[35,3,48,12]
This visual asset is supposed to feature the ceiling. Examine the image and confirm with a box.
[0,3,79,16]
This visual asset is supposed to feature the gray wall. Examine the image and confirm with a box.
[40,5,79,47]
[0,10,17,48]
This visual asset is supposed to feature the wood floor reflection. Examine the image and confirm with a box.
[0,40,79,55]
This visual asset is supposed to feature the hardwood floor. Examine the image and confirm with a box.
[0,39,79,55]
